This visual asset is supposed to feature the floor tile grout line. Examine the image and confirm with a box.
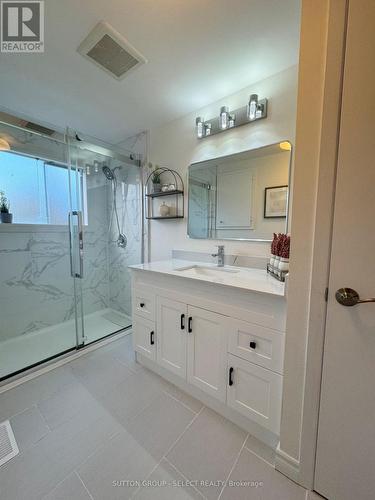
[161,388,201,415]
[130,406,206,499]
[163,456,208,500]
[74,429,123,472]
[76,470,95,500]
[243,442,276,468]
[3,403,38,423]
[217,432,249,500]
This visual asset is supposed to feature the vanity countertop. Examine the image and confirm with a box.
[129,259,286,297]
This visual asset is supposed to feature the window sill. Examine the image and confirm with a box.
[0,223,69,233]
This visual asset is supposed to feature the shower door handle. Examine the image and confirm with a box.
[68,211,84,279]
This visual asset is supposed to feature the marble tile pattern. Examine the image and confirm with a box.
[0,334,308,500]
[107,165,142,317]
[0,164,142,343]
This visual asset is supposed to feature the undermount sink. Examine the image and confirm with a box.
[175,264,240,278]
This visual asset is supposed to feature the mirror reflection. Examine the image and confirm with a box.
[188,142,291,241]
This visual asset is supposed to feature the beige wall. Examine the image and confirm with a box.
[148,65,298,260]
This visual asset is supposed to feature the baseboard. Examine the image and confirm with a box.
[275,443,301,483]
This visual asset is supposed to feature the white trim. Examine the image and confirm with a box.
[275,443,300,483]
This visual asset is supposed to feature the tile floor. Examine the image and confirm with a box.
[0,334,309,500]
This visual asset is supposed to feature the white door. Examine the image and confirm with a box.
[227,354,282,434]
[133,316,156,361]
[315,2,375,499]
[186,306,227,402]
[156,297,187,377]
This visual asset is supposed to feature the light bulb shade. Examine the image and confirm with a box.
[204,123,212,136]
[196,116,204,139]
[247,94,258,121]
[0,138,11,151]
[229,114,236,128]
[220,106,229,130]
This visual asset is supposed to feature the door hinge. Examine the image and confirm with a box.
[324,287,329,302]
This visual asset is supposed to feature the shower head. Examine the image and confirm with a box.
[102,165,114,180]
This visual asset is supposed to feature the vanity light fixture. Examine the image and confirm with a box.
[93,160,100,173]
[247,94,259,121]
[86,164,91,175]
[220,106,229,130]
[205,123,212,136]
[195,94,267,139]
[196,116,204,139]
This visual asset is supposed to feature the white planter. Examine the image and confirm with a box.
[270,254,276,267]
[279,257,289,272]
[274,256,280,270]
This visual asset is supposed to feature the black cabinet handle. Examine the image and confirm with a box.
[150,331,155,345]
[188,316,193,333]
[140,302,145,308]
[228,367,234,386]
[181,314,185,330]
[249,341,256,349]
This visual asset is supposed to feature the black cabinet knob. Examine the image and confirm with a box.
[249,341,256,349]
[140,302,145,308]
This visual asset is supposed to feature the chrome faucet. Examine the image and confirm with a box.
[212,245,225,267]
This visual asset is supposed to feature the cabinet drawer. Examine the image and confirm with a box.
[227,354,283,434]
[227,318,284,374]
[133,316,156,361]
[133,286,155,321]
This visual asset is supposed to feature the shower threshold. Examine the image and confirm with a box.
[0,308,131,380]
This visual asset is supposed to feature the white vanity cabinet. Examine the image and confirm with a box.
[130,263,286,446]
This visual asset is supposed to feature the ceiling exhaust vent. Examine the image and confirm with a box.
[77,22,147,80]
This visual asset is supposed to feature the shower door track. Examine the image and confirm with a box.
[0,324,132,384]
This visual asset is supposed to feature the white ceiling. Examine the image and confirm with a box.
[0,0,301,144]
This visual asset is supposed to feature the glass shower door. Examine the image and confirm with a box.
[67,138,141,345]
[0,122,80,379]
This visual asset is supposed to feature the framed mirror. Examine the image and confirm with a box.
[188,142,292,241]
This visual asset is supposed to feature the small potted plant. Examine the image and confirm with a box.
[0,191,12,223]
[147,162,162,193]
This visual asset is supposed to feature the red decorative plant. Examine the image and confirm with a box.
[271,233,290,259]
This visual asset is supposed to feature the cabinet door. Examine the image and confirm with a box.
[156,297,187,378]
[186,306,227,402]
[133,316,156,361]
[227,354,282,434]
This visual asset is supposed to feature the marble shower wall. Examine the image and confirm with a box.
[0,149,143,343]
[0,228,77,342]
[107,164,142,316]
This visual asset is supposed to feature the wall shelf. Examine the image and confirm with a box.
[145,189,184,198]
[145,168,184,220]
[146,215,184,220]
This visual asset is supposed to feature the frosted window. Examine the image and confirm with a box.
[0,151,85,225]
